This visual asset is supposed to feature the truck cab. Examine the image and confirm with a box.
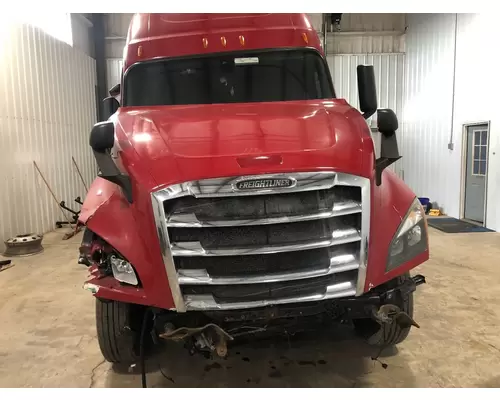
[79,13,428,365]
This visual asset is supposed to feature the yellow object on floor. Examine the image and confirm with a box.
[429,209,441,216]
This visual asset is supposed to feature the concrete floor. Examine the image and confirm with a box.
[0,226,500,388]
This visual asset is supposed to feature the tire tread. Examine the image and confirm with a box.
[95,299,137,364]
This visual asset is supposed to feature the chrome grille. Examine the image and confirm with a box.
[151,172,370,312]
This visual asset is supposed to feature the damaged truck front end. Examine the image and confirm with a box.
[78,13,428,365]
[78,152,428,363]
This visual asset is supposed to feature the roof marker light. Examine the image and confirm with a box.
[302,33,309,44]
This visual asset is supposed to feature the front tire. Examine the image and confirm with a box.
[95,298,142,364]
[353,273,414,346]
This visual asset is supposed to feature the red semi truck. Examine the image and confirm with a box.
[78,13,428,365]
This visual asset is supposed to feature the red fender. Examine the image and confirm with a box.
[366,169,429,291]
[79,177,175,309]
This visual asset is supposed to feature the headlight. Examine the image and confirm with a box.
[386,197,428,271]
[110,255,139,286]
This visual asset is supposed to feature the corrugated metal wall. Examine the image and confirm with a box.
[452,14,500,230]
[401,14,456,214]
[324,13,406,54]
[0,24,98,249]
[328,54,405,176]
[70,14,94,58]
[104,14,131,59]
[402,13,500,231]
[106,58,123,89]
[105,13,132,38]
[329,54,405,117]
[325,34,405,55]
[335,13,406,32]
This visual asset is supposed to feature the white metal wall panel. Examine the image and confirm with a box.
[104,14,131,58]
[452,14,500,231]
[324,13,406,54]
[105,39,126,59]
[402,13,500,231]
[336,13,406,32]
[106,58,123,89]
[400,14,456,217]
[0,24,98,249]
[328,54,405,176]
[325,34,405,54]
[328,54,405,115]
[105,13,132,38]
[70,14,94,58]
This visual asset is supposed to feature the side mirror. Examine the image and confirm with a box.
[375,108,401,186]
[89,121,133,203]
[357,65,377,119]
[377,109,398,136]
[102,96,119,121]
[90,121,115,152]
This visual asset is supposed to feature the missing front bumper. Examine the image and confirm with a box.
[152,274,426,354]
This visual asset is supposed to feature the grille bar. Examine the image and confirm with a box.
[167,201,361,228]
[160,172,339,200]
[183,280,357,310]
[170,227,361,257]
[177,254,359,285]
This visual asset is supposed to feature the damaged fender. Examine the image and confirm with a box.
[79,177,176,309]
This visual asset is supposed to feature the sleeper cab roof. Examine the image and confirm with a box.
[122,13,323,70]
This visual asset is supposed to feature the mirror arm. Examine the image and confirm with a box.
[362,110,376,119]
[380,132,400,158]
[374,132,401,186]
[375,156,401,186]
[93,149,133,203]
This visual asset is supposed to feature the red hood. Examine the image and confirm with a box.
[114,100,374,190]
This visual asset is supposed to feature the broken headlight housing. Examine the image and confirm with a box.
[110,255,139,286]
[386,197,428,271]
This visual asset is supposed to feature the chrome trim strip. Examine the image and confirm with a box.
[355,176,370,296]
[151,192,186,312]
[183,280,357,310]
[170,228,361,257]
[177,254,359,285]
[156,172,338,200]
[167,201,362,228]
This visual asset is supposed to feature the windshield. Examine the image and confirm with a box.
[123,49,334,107]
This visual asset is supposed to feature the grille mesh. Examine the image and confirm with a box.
[182,270,358,304]
[169,214,360,249]
[166,186,360,222]
[174,242,359,277]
